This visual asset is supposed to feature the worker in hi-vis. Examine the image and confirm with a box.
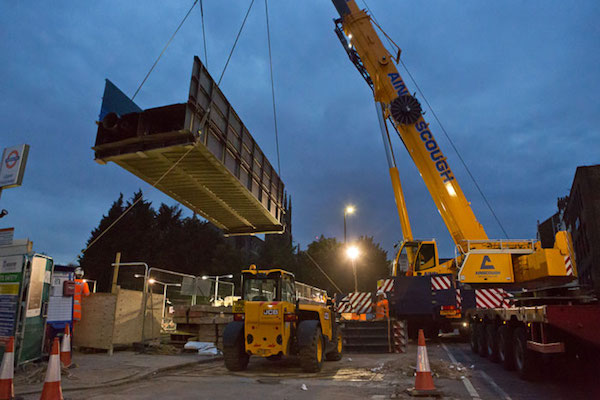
[375,291,389,320]
[73,267,91,324]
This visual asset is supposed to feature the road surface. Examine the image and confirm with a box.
[24,337,598,399]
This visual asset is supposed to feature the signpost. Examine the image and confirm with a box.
[0,144,29,199]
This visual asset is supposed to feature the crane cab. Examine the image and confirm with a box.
[394,240,454,277]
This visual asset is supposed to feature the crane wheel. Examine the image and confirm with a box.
[476,323,488,357]
[326,331,343,361]
[298,322,324,372]
[513,326,540,380]
[469,322,479,354]
[497,324,514,371]
[485,323,499,362]
[224,333,249,371]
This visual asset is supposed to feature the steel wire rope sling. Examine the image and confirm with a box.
[361,0,509,239]
[264,0,282,177]
[78,0,257,260]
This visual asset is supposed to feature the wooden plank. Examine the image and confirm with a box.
[73,293,117,350]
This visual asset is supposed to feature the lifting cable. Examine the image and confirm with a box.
[79,0,256,259]
[362,0,509,239]
[132,0,199,101]
[264,0,282,177]
[200,0,209,69]
[305,252,343,294]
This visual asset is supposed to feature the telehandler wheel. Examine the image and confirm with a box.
[325,331,343,361]
[497,324,514,371]
[513,327,540,381]
[298,322,324,372]
[224,333,249,371]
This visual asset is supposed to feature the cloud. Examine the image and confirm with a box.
[0,0,598,266]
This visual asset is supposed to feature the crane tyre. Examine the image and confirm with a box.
[477,323,488,357]
[485,323,499,362]
[497,324,514,370]
[298,322,324,372]
[513,326,540,380]
[469,322,479,354]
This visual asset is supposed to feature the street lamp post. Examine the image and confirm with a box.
[134,274,181,322]
[202,274,234,306]
[346,245,360,292]
[344,205,355,243]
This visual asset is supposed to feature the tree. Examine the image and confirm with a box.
[79,191,155,292]
[298,235,390,294]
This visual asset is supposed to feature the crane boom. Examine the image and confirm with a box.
[333,0,576,287]
[333,0,487,247]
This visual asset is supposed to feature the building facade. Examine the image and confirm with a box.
[539,165,600,295]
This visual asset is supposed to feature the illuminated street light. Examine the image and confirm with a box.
[344,205,356,243]
[346,245,360,292]
[346,245,360,260]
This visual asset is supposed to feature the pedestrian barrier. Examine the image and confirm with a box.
[0,337,14,400]
[392,320,407,353]
[407,329,439,397]
[40,338,63,400]
[60,324,71,368]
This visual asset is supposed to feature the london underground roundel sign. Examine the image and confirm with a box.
[0,144,30,189]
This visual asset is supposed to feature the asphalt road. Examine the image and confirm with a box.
[437,335,600,400]
[26,337,599,400]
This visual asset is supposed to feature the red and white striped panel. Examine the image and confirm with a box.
[455,289,462,310]
[564,255,574,276]
[377,279,394,293]
[431,275,452,291]
[337,292,372,314]
[502,291,515,308]
[393,320,407,353]
[476,288,513,309]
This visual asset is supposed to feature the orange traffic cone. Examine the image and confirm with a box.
[60,325,71,368]
[407,329,440,397]
[0,337,15,400]
[40,338,63,400]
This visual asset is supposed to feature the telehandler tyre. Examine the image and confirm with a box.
[223,333,249,371]
[298,321,324,372]
[325,330,343,361]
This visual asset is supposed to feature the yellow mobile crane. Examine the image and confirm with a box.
[331,0,576,287]
[331,1,600,381]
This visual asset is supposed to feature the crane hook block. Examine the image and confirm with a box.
[390,94,423,125]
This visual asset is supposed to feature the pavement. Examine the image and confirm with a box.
[14,349,222,396]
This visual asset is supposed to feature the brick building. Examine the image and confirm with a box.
[538,165,600,295]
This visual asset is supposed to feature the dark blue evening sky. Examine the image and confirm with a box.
[1,1,598,266]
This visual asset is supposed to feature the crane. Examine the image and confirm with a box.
[331,0,576,288]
